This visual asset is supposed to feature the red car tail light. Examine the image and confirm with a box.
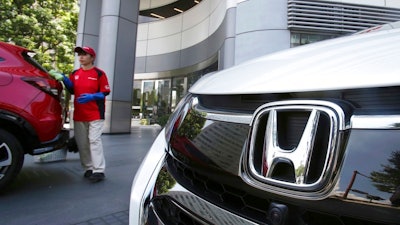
[21,77,61,100]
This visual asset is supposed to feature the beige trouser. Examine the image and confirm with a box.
[74,120,105,173]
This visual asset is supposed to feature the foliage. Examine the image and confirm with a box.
[370,151,400,193]
[156,168,176,194]
[177,110,206,140]
[155,114,171,127]
[0,0,79,72]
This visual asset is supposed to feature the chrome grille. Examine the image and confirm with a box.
[197,86,400,113]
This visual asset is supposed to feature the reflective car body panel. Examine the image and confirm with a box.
[0,41,69,190]
[131,107,400,224]
[190,28,400,95]
[130,22,400,225]
[0,41,67,151]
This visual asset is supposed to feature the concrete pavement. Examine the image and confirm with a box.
[0,121,161,225]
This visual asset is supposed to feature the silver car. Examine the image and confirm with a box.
[130,22,400,225]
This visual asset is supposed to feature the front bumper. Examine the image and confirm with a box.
[129,129,256,225]
[130,127,400,225]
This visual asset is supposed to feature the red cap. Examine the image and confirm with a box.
[74,46,96,57]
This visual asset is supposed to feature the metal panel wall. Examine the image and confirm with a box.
[288,0,400,33]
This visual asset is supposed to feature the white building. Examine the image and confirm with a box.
[76,0,400,133]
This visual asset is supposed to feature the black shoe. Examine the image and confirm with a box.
[84,170,93,178]
[89,172,105,182]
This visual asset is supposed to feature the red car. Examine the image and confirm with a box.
[0,41,69,191]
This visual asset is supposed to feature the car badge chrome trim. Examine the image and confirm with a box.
[242,100,346,197]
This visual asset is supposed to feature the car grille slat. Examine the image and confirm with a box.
[197,86,400,114]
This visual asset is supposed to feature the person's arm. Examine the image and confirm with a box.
[77,92,105,104]
[49,70,74,93]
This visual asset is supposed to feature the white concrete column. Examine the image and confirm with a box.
[97,0,140,133]
[235,0,290,64]
[76,0,140,134]
[75,0,102,68]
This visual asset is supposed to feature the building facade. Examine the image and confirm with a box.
[76,0,400,133]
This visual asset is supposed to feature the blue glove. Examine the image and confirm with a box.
[49,70,65,81]
[77,92,105,104]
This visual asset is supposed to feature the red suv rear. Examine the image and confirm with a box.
[0,41,69,191]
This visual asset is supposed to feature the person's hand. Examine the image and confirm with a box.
[77,94,95,104]
[77,93,105,104]
[49,70,65,81]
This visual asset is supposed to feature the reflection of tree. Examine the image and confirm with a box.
[156,168,176,194]
[295,165,305,183]
[177,110,206,140]
[176,84,184,99]
[343,171,385,202]
[370,151,400,193]
[132,88,141,106]
[148,90,156,106]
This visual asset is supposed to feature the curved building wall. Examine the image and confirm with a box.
[132,0,400,122]
[135,0,239,75]
[234,0,290,64]
[135,0,294,74]
[73,0,400,131]
[136,0,400,75]
[139,0,178,11]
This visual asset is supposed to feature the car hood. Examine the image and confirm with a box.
[190,28,400,95]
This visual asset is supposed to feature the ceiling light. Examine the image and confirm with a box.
[194,0,200,3]
[174,8,183,13]
[150,13,165,19]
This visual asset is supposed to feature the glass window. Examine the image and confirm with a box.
[138,79,172,122]
[187,73,202,90]
[141,80,155,118]
[133,60,218,121]
[154,79,171,118]
[171,77,187,111]
[132,80,142,118]
[291,33,339,47]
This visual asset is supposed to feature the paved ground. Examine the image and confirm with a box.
[0,121,161,225]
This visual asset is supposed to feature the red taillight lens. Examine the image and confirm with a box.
[21,77,61,100]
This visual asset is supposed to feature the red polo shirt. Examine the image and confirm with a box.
[70,67,111,121]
